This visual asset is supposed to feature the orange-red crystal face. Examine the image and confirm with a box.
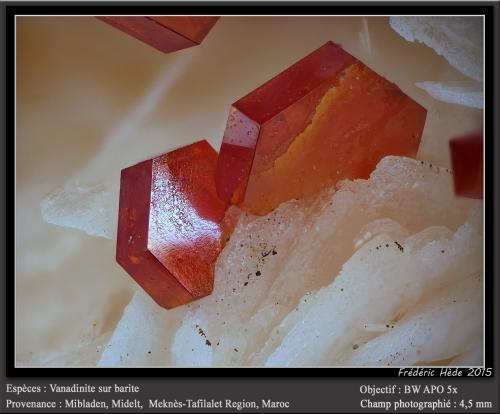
[97,16,219,54]
[215,41,428,215]
[116,140,227,309]
[450,131,483,199]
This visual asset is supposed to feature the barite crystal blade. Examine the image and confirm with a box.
[116,140,227,309]
[450,131,483,199]
[215,41,428,215]
[98,16,219,54]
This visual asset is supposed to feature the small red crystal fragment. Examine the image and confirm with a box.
[450,131,483,199]
[98,16,219,54]
[116,140,227,309]
[215,41,428,215]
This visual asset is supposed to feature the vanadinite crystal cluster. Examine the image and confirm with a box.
[117,41,428,308]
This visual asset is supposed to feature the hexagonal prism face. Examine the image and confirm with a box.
[450,131,483,199]
[215,41,428,215]
[98,16,219,54]
[116,140,227,309]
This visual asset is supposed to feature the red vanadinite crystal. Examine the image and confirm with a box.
[116,140,227,309]
[215,41,428,215]
[450,131,483,199]
[98,16,219,54]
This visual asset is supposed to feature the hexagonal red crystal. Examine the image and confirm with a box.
[215,41,428,215]
[98,16,219,54]
[116,140,227,309]
[450,131,483,199]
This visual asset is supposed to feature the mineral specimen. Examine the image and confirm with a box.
[215,41,427,215]
[98,16,219,54]
[170,156,479,366]
[450,131,483,199]
[116,140,227,309]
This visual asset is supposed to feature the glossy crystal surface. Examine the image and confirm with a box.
[98,16,219,54]
[215,41,428,214]
[450,131,483,199]
[116,140,227,309]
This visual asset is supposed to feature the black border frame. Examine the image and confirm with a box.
[4,2,498,379]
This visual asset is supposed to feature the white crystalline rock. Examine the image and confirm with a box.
[416,81,483,109]
[353,218,409,250]
[16,329,112,367]
[98,290,186,367]
[171,199,317,366]
[343,274,482,366]
[41,181,114,239]
[163,156,479,366]
[389,17,483,82]
[264,206,482,366]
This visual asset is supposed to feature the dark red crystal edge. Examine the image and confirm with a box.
[450,130,484,200]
